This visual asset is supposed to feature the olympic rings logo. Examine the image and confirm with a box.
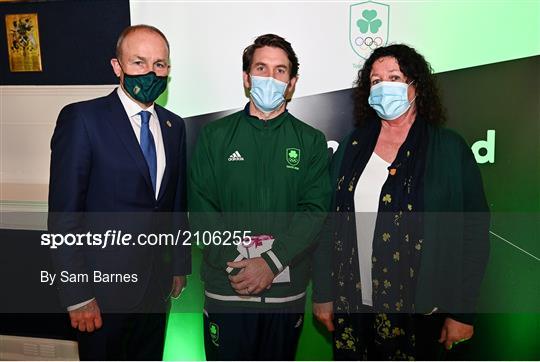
[354,36,383,49]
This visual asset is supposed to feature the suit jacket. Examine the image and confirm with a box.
[48,90,191,312]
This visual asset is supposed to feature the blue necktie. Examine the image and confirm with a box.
[139,111,157,193]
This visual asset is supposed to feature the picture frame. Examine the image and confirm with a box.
[5,13,43,72]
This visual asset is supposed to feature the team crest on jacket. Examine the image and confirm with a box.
[209,322,219,346]
[286,148,300,170]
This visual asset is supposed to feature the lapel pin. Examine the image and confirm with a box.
[166,120,172,128]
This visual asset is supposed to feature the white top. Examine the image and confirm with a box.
[353,152,391,306]
[117,87,166,199]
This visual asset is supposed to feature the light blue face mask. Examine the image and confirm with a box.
[250,75,288,113]
[368,81,415,120]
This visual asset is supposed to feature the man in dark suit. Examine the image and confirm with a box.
[48,24,190,360]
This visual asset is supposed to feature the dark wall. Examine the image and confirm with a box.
[438,56,540,213]
[0,0,130,85]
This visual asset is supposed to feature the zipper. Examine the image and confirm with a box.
[261,122,270,233]
[261,121,269,212]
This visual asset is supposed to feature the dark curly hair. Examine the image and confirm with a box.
[353,44,446,127]
[242,34,299,78]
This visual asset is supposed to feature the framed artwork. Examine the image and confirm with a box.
[5,13,43,72]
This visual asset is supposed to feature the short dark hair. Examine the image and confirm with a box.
[115,24,170,60]
[242,34,299,78]
[353,44,446,127]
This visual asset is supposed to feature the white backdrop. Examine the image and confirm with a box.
[130,0,540,117]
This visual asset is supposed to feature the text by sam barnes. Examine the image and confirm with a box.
[41,271,138,285]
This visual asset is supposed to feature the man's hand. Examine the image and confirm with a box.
[171,275,187,299]
[69,299,102,333]
[439,317,474,350]
[313,302,335,332]
[227,257,274,295]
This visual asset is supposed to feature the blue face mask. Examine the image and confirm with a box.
[250,75,288,113]
[368,81,415,120]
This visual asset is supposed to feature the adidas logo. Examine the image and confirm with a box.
[228,151,244,161]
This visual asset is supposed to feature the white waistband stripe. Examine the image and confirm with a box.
[205,290,306,304]
[266,292,306,303]
[205,291,261,302]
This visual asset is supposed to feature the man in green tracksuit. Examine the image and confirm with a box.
[188,34,331,360]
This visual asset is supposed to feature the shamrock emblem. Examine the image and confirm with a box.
[357,9,382,33]
[288,150,298,160]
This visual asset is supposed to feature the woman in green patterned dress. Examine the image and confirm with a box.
[313,44,490,360]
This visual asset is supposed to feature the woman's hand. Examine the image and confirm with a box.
[439,317,473,350]
[313,302,335,332]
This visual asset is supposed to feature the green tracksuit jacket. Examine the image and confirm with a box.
[188,106,331,307]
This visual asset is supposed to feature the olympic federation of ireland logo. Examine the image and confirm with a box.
[350,1,389,59]
[286,148,300,170]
